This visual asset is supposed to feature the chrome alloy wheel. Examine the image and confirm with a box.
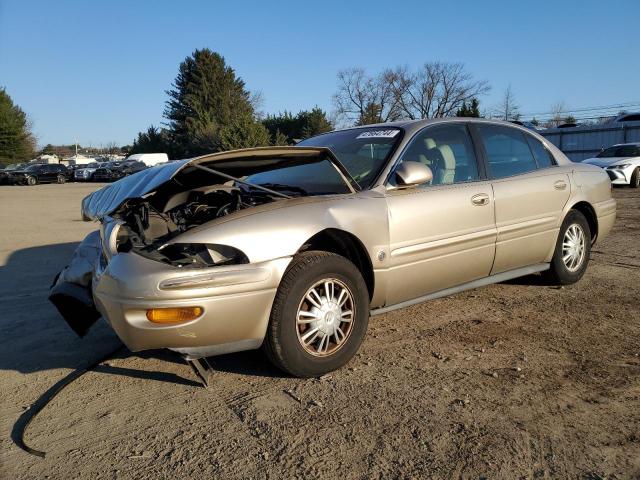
[562,224,586,272]
[296,278,355,357]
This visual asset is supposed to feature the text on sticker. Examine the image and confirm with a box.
[356,130,400,139]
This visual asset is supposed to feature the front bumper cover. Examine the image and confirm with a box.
[49,231,291,357]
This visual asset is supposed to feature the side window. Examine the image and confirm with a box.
[477,125,538,178]
[397,124,479,186]
[525,135,555,168]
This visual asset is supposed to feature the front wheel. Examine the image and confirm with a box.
[544,210,591,285]
[26,176,37,186]
[57,174,66,184]
[263,251,370,377]
[630,167,639,189]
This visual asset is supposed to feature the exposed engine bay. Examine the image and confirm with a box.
[80,150,354,268]
[114,182,283,267]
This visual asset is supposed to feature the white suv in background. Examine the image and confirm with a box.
[583,143,640,188]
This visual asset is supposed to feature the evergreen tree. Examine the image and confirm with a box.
[130,125,173,157]
[272,129,289,146]
[455,98,481,117]
[301,107,333,138]
[357,102,383,126]
[41,143,56,155]
[163,48,266,156]
[0,88,35,163]
[218,115,270,151]
[262,107,333,144]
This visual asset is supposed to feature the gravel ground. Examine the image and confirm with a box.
[0,183,638,479]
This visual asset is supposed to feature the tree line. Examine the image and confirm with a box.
[0,48,619,165]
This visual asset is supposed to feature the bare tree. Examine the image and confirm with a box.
[249,90,265,119]
[105,141,119,154]
[545,101,566,128]
[332,67,403,126]
[389,62,490,119]
[495,85,520,121]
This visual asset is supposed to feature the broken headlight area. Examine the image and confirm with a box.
[135,243,249,268]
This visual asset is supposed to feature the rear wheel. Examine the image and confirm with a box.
[26,176,37,186]
[630,167,639,188]
[263,251,369,377]
[544,210,591,285]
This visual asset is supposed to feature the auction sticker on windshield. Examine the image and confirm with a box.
[356,129,400,139]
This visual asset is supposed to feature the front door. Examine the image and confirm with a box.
[384,123,497,306]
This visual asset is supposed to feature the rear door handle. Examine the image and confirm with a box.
[471,193,490,206]
[554,180,567,190]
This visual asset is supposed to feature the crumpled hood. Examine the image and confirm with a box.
[582,157,633,167]
[80,146,342,221]
[82,159,188,220]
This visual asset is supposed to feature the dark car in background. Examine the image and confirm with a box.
[8,163,69,185]
[74,162,108,182]
[92,160,147,182]
[0,163,27,184]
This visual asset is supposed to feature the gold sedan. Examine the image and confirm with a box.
[50,119,616,377]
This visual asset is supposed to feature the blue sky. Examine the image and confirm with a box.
[1,0,639,147]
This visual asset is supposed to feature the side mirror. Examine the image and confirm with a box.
[394,161,433,187]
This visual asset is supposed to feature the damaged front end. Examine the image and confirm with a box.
[49,147,356,347]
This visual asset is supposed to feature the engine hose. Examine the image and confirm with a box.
[12,343,125,458]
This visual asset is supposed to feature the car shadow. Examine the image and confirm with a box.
[0,242,205,387]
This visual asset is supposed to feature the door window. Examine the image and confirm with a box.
[477,125,538,178]
[396,124,479,186]
[525,135,556,168]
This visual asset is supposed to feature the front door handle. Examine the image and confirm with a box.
[554,180,567,190]
[471,193,490,206]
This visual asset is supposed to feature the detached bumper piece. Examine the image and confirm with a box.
[48,230,103,337]
[184,356,214,388]
[49,281,101,337]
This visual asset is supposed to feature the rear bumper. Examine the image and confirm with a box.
[92,251,291,355]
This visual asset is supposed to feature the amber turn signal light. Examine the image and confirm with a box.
[146,306,203,324]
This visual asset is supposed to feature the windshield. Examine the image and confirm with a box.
[241,155,352,195]
[596,145,640,158]
[297,127,402,188]
[25,164,41,171]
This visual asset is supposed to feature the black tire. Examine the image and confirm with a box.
[544,210,591,285]
[26,176,37,186]
[263,251,370,377]
[57,174,66,184]
[630,167,640,189]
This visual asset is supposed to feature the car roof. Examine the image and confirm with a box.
[611,142,640,147]
[327,117,539,137]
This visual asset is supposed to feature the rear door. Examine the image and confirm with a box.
[41,165,55,182]
[384,123,496,306]
[473,124,570,274]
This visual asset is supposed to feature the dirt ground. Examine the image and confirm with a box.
[0,182,638,479]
